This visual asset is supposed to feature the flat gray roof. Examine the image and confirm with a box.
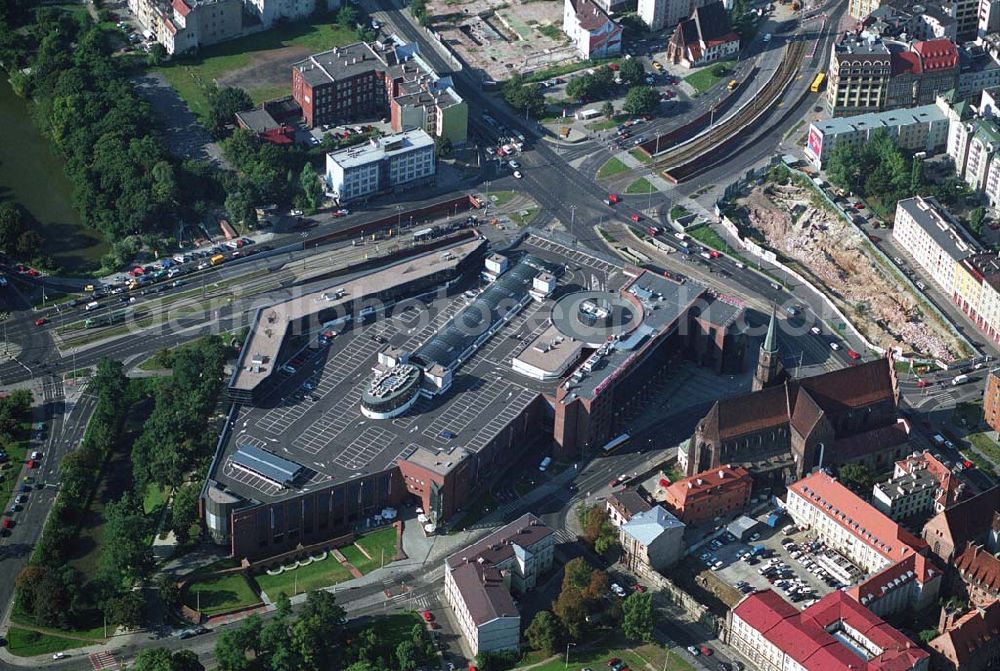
[812,103,946,138]
[292,42,382,87]
[897,196,979,263]
[327,129,434,170]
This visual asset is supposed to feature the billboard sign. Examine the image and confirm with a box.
[807,127,823,160]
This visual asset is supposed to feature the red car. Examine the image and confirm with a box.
[26,460,37,469]
[854,201,864,209]
[709,250,721,258]
[421,610,434,622]
[847,349,861,360]
[26,268,39,277]
[699,646,713,656]
[608,193,621,204]
[917,379,929,388]
[607,659,621,667]
[633,584,647,593]
[34,318,47,327]
[630,214,641,222]
[2,519,13,529]
[963,459,975,469]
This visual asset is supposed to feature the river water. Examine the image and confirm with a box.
[0,76,110,272]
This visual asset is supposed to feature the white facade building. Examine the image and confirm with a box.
[892,196,978,295]
[563,0,623,59]
[326,129,435,204]
[443,514,555,656]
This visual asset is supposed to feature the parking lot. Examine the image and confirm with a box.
[694,520,852,610]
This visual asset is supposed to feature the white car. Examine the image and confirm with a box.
[508,160,520,169]
[280,364,297,374]
[810,326,821,335]
[291,209,304,216]
[830,342,841,351]
[686,646,700,656]
[30,451,42,460]
[513,170,523,179]
[52,653,67,660]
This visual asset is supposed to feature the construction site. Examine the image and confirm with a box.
[735,180,967,362]
[425,0,576,81]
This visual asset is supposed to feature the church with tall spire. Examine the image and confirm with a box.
[752,309,786,392]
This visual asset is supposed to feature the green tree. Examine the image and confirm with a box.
[838,462,875,493]
[435,135,453,158]
[563,557,592,590]
[337,3,359,26]
[622,592,654,641]
[100,491,153,585]
[171,483,201,544]
[970,206,987,237]
[582,568,609,603]
[623,86,658,116]
[525,610,562,654]
[147,43,167,66]
[553,585,588,639]
[15,229,44,260]
[409,0,429,25]
[207,86,254,137]
[133,648,176,671]
[104,590,146,629]
[618,59,645,88]
[396,640,419,670]
[0,202,27,253]
[601,100,615,119]
[156,574,180,613]
[910,158,924,193]
[503,74,546,118]
[299,163,325,211]
[595,534,620,554]
[215,628,251,671]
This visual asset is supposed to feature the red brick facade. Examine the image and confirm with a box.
[661,464,752,525]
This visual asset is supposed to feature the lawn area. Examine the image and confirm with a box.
[625,177,655,194]
[154,15,357,123]
[952,401,984,430]
[684,59,737,94]
[347,612,422,640]
[629,148,652,164]
[512,208,539,226]
[5,627,95,658]
[670,205,690,221]
[490,190,517,208]
[686,224,750,265]
[517,641,693,671]
[355,526,399,566]
[184,573,261,616]
[0,439,29,514]
[586,117,621,131]
[598,157,629,179]
[143,483,170,517]
[969,432,1000,464]
[254,554,353,598]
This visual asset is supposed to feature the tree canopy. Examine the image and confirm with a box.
[623,86,658,116]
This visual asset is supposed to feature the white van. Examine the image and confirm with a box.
[538,456,552,472]
[85,301,100,311]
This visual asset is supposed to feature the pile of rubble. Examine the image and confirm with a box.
[740,183,963,361]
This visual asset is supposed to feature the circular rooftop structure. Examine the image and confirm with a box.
[360,364,423,419]
[550,290,642,348]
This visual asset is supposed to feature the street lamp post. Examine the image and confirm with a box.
[569,205,577,230]
[565,642,576,668]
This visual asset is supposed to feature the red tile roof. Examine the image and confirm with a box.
[797,358,895,414]
[848,553,940,609]
[734,590,928,670]
[955,543,1000,595]
[789,471,928,564]
[930,600,1000,667]
[703,382,795,440]
[568,0,615,33]
[924,487,1000,557]
[663,464,751,506]
[912,39,958,70]
[831,420,910,463]
[172,0,191,16]
[891,51,921,76]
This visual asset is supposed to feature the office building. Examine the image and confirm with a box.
[291,40,467,143]
[846,552,941,617]
[444,514,555,655]
[985,369,1000,431]
[785,471,928,574]
[805,100,950,167]
[892,196,979,295]
[325,129,436,203]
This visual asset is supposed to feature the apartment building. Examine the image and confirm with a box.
[785,471,928,574]
[953,253,1000,346]
[847,552,941,617]
[805,100,950,167]
[443,514,555,656]
[619,506,685,572]
[291,40,467,143]
[948,106,1000,210]
[659,464,752,525]
[893,196,979,295]
[873,466,944,520]
[606,489,652,528]
[563,0,623,59]
[325,129,435,203]
[128,0,243,55]
[728,590,930,671]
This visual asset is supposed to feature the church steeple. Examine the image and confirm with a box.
[753,308,783,392]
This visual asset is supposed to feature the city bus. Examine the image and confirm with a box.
[601,433,631,454]
[810,72,826,93]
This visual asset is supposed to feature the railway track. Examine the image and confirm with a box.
[653,39,806,177]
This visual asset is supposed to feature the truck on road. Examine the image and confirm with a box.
[952,374,969,386]
[210,254,225,266]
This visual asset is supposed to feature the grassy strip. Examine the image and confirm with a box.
[490,190,517,208]
[512,208,539,226]
[686,224,754,267]
[523,57,619,84]
[184,573,261,616]
[598,157,629,179]
[629,148,652,164]
[625,177,655,194]
[154,17,358,123]
[683,59,737,94]
[670,205,690,221]
[5,627,94,657]
[255,554,353,598]
[586,118,620,131]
